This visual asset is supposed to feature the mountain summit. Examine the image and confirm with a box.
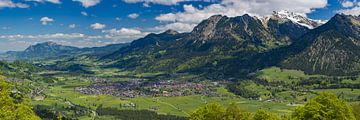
[2,42,80,60]
[268,10,325,29]
[24,41,79,54]
[281,14,360,76]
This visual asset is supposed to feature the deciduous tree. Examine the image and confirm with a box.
[0,77,40,120]
[292,92,355,120]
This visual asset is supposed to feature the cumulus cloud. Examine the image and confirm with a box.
[341,1,354,8]
[90,23,106,29]
[0,0,29,8]
[103,28,146,36]
[338,7,360,16]
[0,32,141,51]
[102,28,149,40]
[0,33,86,40]
[69,24,76,28]
[81,11,88,16]
[73,0,101,8]
[153,0,328,32]
[128,13,139,19]
[26,0,61,4]
[153,22,197,32]
[122,0,213,5]
[1,27,10,30]
[142,2,150,7]
[40,17,54,25]
[338,0,360,16]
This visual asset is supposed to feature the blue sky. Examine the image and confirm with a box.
[0,0,359,52]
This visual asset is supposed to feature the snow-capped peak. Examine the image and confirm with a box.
[271,10,324,29]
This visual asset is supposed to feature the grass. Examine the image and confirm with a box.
[33,78,296,118]
[315,89,360,102]
[256,67,322,83]
[130,95,295,116]
[32,67,360,119]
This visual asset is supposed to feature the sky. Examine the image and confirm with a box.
[0,0,359,52]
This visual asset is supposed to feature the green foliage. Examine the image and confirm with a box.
[223,103,251,120]
[253,109,281,120]
[352,103,360,120]
[190,103,225,120]
[0,77,40,120]
[228,80,269,99]
[189,103,253,120]
[96,107,187,120]
[189,93,358,120]
[292,92,356,120]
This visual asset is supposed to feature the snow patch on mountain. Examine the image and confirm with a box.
[270,10,325,29]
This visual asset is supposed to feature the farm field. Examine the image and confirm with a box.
[30,66,360,119]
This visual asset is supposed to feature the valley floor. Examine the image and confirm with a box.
[30,67,360,119]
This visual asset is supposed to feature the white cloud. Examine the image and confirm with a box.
[338,7,360,16]
[102,28,149,40]
[103,28,142,35]
[0,33,136,51]
[26,0,61,4]
[1,27,10,30]
[69,24,76,28]
[143,2,150,7]
[0,33,86,40]
[73,0,101,8]
[154,0,328,32]
[90,23,106,29]
[123,0,212,5]
[81,11,88,16]
[128,13,139,19]
[341,1,354,8]
[153,22,197,32]
[0,0,29,8]
[40,17,54,25]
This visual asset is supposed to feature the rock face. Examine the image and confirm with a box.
[281,14,360,76]
[183,13,311,52]
[191,15,223,41]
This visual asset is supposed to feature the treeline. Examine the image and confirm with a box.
[0,60,56,83]
[96,107,188,120]
[34,104,92,120]
[190,93,360,120]
[228,76,360,101]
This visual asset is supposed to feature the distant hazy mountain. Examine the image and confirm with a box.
[0,41,129,60]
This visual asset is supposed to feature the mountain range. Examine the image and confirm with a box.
[0,41,129,60]
[1,11,359,78]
